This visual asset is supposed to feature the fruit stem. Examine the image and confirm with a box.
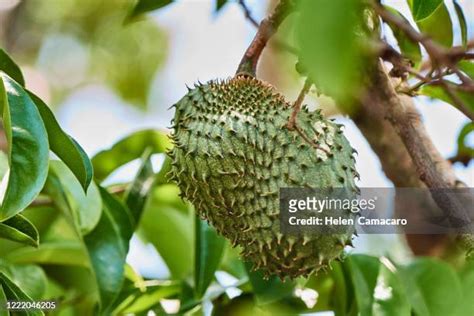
[236,0,294,77]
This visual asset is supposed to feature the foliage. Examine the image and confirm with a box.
[0,0,472,315]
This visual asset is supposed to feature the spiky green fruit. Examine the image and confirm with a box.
[169,76,358,279]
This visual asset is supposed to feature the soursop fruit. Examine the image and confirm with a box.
[169,76,358,279]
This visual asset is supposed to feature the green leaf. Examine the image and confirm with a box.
[139,184,193,279]
[398,258,462,316]
[0,49,24,86]
[29,92,93,192]
[50,161,102,235]
[345,255,380,315]
[215,0,228,13]
[416,3,453,47]
[453,122,474,161]
[5,241,89,267]
[125,149,154,223]
[194,214,225,298]
[420,82,474,116]
[453,1,468,46]
[330,262,349,316]
[83,187,134,313]
[455,262,474,315]
[0,285,7,316]
[408,0,444,21]
[458,60,474,79]
[0,263,47,300]
[0,214,38,247]
[129,0,173,19]
[0,73,49,221]
[92,129,171,181]
[295,0,366,104]
[244,261,294,305]
[372,259,411,316]
[384,6,422,67]
[0,272,44,316]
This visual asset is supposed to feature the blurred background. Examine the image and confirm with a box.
[0,0,472,308]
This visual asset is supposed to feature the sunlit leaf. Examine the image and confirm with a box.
[398,258,462,316]
[0,74,49,221]
[5,241,89,267]
[83,187,134,313]
[453,1,468,46]
[0,49,24,86]
[194,214,225,298]
[407,0,443,21]
[139,184,193,279]
[0,263,47,300]
[0,272,44,316]
[416,3,453,47]
[295,0,366,104]
[384,6,422,67]
[244,262,294,305]
[92,129,171,181]
[458,61,474,79]
[0,214,38,247]
[125,149,154,223]
[49,161,102,235]
[29,92,93,192]
[129,0,173,19]
[420,82,474,116]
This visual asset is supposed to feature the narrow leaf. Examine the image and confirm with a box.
[84,187,134,314]
[0,272,44,316]
[0,49,24,86]
[384,6,422,67]
[0,285,7,316]
[0,74,49,221]
[125,149,154,223]
[0,214,38,247]
[29,92,93,191]
[194,214,225,298]
[345,255,380,315]
[6,241,89,267]
[453,1,468,46]
[92,129,171,181]
[129,0,173,18]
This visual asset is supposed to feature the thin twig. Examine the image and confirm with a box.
[236,0,294,76]
[287,78,311,130]
[436,80,474,121]
[238,0,259,27]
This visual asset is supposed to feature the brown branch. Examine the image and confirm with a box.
[436,80,474,121]
[369,61,472,229]
[236,0,294,76]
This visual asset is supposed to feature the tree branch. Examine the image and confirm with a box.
[369,61,472,229]
[236,0,294,76]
